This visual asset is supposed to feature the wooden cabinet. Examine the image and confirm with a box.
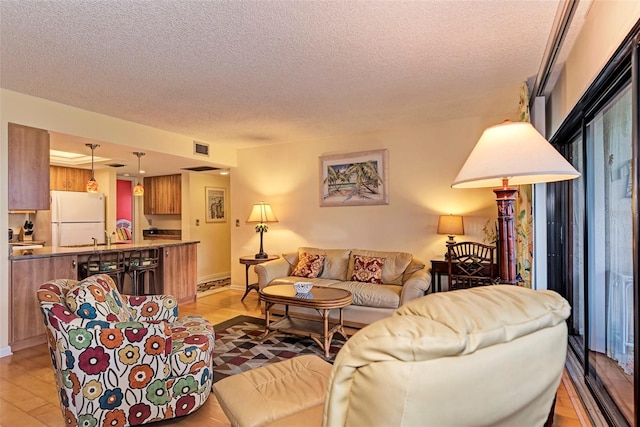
[8,123,50,210]
[143,174,182,215]
[50,165,93,192]
[160,243,197,304]
[10,255,78,351]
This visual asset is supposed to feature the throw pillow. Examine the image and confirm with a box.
[292,253,325,278]
[66,274,134,322]
[351,255,385,284]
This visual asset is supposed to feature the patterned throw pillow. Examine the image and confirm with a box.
[292,253,326,278]
[351,255,385,284]
[66,275,134,322]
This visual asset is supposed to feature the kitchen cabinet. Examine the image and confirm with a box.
[160,243,197,304]
[50,165,93,192]
[10,255,78,351]
[8,123,50,210]
[143,174,182,215]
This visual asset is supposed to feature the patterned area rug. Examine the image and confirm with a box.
[213,315,346,383]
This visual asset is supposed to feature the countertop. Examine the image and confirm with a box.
[9,239,200,260]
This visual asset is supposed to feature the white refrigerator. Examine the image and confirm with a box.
[51,190,106,246]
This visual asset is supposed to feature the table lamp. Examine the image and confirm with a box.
[246,201,278,259]
[452,120,579,284]
[437,214,464,249]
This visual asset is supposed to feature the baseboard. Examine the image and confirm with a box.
[198,272,231,284]
[0,346,13,359]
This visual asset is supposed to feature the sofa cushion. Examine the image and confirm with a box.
[65,274,133,322]
[394,285,571,353]
[347,249,412,285]
[298,247,351,281]
[350,255,385,284]
[292,252,325,278]
[328,281,401,309]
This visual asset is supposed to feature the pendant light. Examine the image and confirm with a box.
[133,152,145,196]
[86,143,100,193]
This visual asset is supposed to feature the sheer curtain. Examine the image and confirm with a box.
[601,88,634,375]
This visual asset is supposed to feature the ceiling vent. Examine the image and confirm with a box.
[182,166,220,172]
[194,141,209,156]
[107,163,125,168]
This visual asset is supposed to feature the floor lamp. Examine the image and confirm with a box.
[452,120,580,285]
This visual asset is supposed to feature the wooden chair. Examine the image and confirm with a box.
[447,241,496,290]
[80,251,126,291]
[126,248,160,295]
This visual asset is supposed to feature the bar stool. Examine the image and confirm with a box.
[127,248,160,296]
[80,251,126,292]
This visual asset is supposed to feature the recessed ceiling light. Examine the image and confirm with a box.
[219,170,229,175]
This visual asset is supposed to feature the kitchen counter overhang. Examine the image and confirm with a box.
[9,239,200,259]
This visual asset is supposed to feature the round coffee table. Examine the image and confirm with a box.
[259,284,352,358]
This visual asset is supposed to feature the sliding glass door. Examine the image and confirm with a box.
[585,85,634,424]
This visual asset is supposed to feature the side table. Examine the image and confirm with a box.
[239,255,280,301]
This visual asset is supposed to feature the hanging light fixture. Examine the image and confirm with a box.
[133,152,145,197]
[85,143,100,193]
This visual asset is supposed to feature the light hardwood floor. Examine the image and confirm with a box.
[0,288,591,427]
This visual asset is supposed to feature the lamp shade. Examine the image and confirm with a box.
[452,121,580,188]
[246,202,278,223]
[437,215,464,236]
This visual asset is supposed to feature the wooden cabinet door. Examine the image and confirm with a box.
[8,123,50,210]
[67,168,92,191]
[160,244,197,304]
[10,255,78,351]
[143,174,181,214]
[50,165,68,191]
[143,176,156,214]
[50,166,93,191]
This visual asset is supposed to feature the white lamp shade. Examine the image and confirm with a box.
[452,121,580,188]
[246,202,278,223]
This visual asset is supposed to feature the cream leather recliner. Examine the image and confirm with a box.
[214,285,571,427]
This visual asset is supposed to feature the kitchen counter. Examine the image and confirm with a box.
[9,239,200,352]
[9,239,199,259]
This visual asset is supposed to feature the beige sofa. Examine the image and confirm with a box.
[214,285,571,427]
[255,247,431,325]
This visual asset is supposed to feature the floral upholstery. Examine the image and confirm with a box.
[38,274,215,426]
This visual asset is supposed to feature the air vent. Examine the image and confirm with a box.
[182,166,220,172]
[107,163,125,168]
[194,141,209,156]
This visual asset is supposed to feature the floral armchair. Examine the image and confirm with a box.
[37,274,215,426]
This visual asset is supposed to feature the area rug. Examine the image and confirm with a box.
[213,315,346,383]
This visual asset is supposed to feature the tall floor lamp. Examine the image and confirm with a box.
[452,120,580,285]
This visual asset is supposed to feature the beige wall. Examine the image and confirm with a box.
[229,115,502,289]
[184,173,232,282]
[548,1,640,134]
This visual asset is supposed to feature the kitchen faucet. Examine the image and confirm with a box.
[92,237,97,251]
[105,230,111,246]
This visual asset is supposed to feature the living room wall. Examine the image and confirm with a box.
[229,114,503,290]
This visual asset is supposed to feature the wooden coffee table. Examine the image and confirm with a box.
[259,284,353,358]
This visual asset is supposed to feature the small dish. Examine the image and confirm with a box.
[293,281,313,294]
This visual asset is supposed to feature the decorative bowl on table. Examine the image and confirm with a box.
[293,281,313,294]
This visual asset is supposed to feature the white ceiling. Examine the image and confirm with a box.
[1,0,568,176]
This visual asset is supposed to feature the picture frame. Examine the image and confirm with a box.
[319,149,389,207]
[205,187,226,222]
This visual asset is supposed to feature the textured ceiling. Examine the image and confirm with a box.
[1,0,560,156]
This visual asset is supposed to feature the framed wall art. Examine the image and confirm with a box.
[319,149,389,207]
[205,187,226,222]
